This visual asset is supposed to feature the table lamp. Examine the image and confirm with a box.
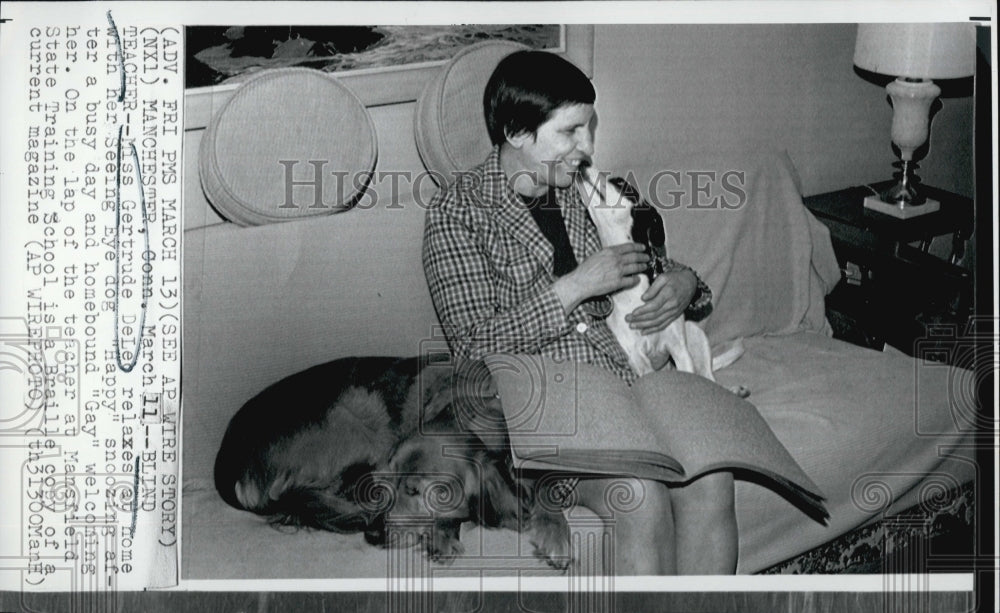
[854,23,975,218]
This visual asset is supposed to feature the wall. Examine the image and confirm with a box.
[590,24,974,198]
[184,23,976,231]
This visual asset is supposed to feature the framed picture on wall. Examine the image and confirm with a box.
[184,24,594,129]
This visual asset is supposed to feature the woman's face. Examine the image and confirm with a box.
[506,103,596,197]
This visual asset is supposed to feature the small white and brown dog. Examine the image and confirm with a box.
[577,165,747,392]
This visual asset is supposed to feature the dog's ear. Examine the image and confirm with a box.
[416,361,458,425]
[266,483,373,533]
[450,360,510,452]
[466,451,522,530]
[388,441,424,477]
[609,176,643,207]
[610,176,665,251]
[364,515,389,547]
[639,203,666,251]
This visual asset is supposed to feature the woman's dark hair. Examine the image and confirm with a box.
[484,50,596,146]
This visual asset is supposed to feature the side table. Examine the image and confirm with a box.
[803,181,974,357]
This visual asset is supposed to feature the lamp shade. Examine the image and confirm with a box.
[854,23,976,80]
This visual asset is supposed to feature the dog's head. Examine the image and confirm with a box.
[385,431,479,522]
[577,165,635,246]
[382,421,524,538]
[577,167,667,281]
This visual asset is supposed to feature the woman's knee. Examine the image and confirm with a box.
[632,477,671,515]
[572,477,672,520]
[672,471,735,519]
[571,477,677,575]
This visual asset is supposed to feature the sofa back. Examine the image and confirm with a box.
[182,150,841,484]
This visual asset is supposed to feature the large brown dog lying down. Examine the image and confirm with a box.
[214,356,571,568]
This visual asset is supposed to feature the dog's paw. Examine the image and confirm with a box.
[729,385,751,399]
[529,511,573,572]
[364,526,390,548]
[423,522,464,565]
[424,535,464,565]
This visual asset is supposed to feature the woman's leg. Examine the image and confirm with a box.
[572,477,675,575]
[669,471,737,574]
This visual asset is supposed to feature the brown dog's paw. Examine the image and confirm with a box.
[730,385,751,399]
[529,511,573,571]
[423,521,464,565]
[425,535,464,565]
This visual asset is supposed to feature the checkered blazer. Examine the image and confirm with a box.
[422,147,712,385]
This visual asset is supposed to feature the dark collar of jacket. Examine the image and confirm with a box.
[473,146,611,320]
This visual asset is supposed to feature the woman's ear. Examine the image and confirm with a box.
[505,128,534,149]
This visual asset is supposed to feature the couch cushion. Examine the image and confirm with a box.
[414,40,528,187]
[714,333,976,572]
[199,68,377,226]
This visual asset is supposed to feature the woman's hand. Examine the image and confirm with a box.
[625,269,697,335]
[553,243,648,313]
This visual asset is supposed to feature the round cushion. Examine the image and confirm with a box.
[414,41,528,188]
[199,67,377,226]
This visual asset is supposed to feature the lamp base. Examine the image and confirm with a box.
[864,194,940,219]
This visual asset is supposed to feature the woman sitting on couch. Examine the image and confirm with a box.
[422,49,736,575]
